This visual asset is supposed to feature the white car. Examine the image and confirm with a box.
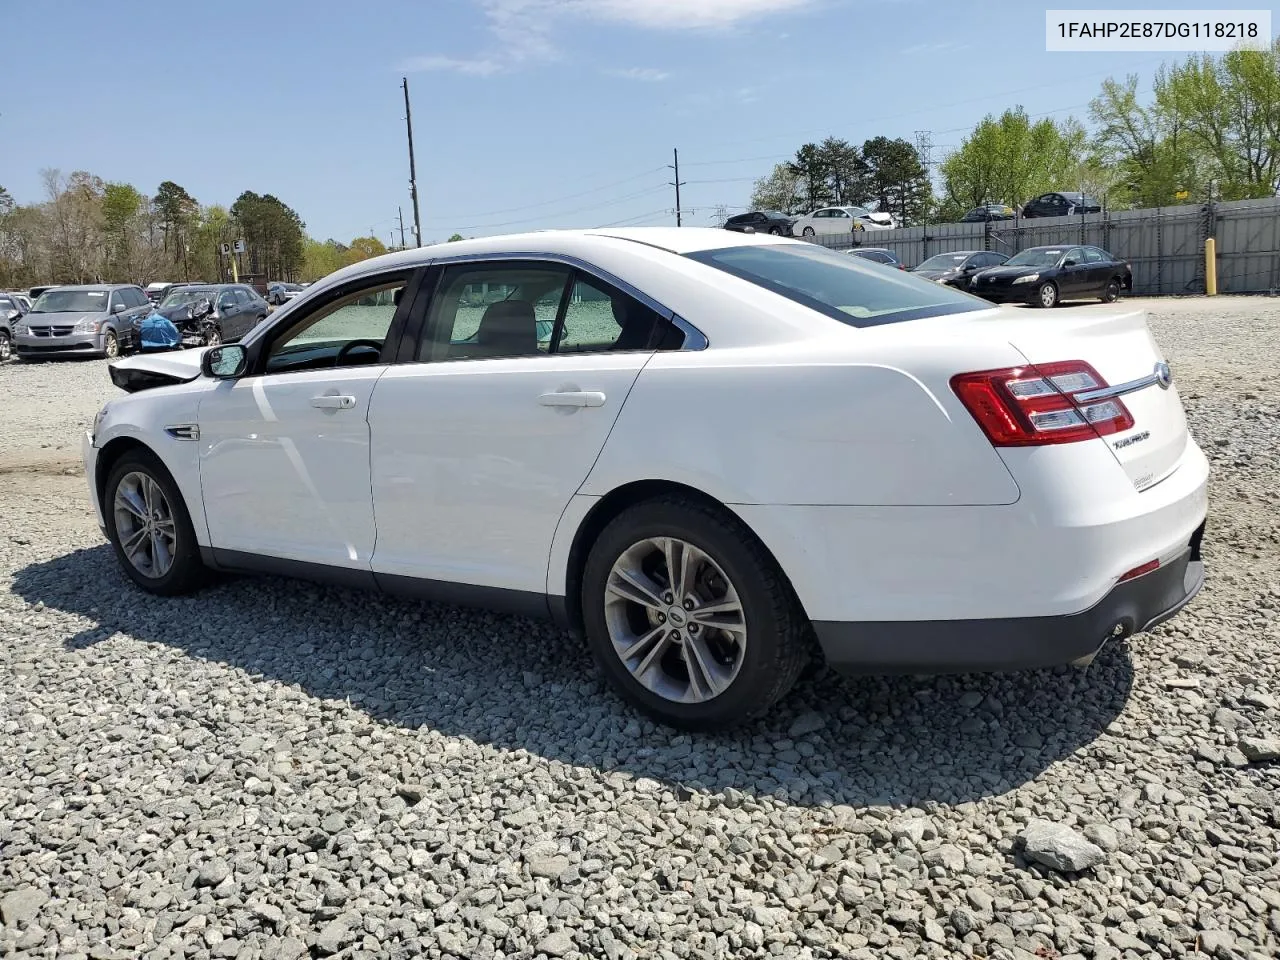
[791,206,896,237]
[84,228,1208,729]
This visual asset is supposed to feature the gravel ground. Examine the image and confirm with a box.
[2,297,1278,960]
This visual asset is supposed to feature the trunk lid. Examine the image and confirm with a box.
[948,306,1188,491]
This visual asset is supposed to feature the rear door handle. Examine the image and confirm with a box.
[538,391,607,408]
[311,395,356,410]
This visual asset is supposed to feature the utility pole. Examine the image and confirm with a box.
[402,77,423,247]
[669,148,686,227]
[398,206,407,248]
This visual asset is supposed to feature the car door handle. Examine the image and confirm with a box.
[538,391,606,408]
[311,395,356,410]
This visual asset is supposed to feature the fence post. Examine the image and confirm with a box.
[1205,238,1217,296]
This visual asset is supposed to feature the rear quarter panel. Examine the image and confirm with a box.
[582,332,1027,507]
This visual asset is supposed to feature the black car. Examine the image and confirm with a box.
[968,245,1132,308]
[1021,192,1102,219]
[724,210,795,236]
[960,203,1017,223]
[912,250,1009,287]
[847,247,905,269]
[154,283,269,343]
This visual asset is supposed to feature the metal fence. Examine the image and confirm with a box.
[805,196,1280,296]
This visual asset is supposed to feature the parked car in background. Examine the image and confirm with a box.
[847,247,905,269]
[723,211,796,236]
[155,283,269,343]
[790,206,896,237]
[960,203,1017,222]
[913,250,1010,287]
[14,284,149,359]
[145,282,176,303]
[1021,192,1102,218]
[0,292,31,361]
[28,285,57,301]
[5,292,33,312]
[968,245,1132,307]
[267,282,305,305]
[86,227,1205,729]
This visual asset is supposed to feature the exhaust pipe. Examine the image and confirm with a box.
[1070,621,1129,668]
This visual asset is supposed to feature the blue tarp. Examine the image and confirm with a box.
[138,311,181,350]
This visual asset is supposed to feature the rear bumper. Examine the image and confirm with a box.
[814,535,1204,674]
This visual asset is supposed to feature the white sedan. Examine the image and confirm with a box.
[84,228,1208,729]
[790,206,896,238]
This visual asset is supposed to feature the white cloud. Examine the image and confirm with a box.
[606,67,671,82]
[402,0,813,76]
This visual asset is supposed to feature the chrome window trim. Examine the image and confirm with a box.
[426,250,709,350]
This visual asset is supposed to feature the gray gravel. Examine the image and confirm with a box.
[2,297,1279,960]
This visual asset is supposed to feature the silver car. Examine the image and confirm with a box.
[13,284,150,360]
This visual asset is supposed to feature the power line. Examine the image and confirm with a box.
[421,166,668,224]
[594,207,674,228]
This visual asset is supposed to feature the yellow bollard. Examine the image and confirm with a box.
[1204,237,1217,296]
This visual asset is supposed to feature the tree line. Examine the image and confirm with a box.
[752,39,1280,225]
[0,173,394,290]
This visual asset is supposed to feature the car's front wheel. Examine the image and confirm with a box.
[203,325,222,347]
[0,331,10,362]
[105,450,206,596]
[1036,281,1059,308]
[581,495,810,730]
[768,226,781,235]
[102,330,119,358]
[1101,278,1121,303]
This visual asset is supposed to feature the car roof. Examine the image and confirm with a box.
[43,283,135,291]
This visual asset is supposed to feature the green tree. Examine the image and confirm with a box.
[101,183,144,280]
[1156,40,1280,199]
[1090,74,1201,207]
[153,180,199,278]
[939,108,1086,220]
[862,136,931,225]
[448,233,465,242]
[343,236,388,265]
[302,238,347,281]
[230,191,306,280]
[749,164,803,214]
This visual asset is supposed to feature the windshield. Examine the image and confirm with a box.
[31,290,110,313]
[1006,248,1065,267]
[160,288,214,308]
[917,253,970,270]
[687,244,983,328]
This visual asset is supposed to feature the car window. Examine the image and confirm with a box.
[554,274,666,354]
[751,213,766,222]
[421,262,571,362]
[217,290,238,309]
[1083,247,1103,263]
[1087,246,1110,262]
[1064,247,1086,264]
[234,288,252,305]
[265,278,407,374]
[688,243,982,328]
[833,210,850,218]
[0,297,14,313]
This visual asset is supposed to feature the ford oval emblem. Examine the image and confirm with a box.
[1155,361,1172,389]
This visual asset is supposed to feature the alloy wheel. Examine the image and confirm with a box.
[603,537,747,704]
[204,326,222,347]
[0,333,10,362]
[104,332,119,358]
[1039,283,1058,308]
[113,471,178,579]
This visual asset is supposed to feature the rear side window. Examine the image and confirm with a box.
[687,244,983,327]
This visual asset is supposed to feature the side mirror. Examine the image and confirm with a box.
[111,302,126,314]
[202,343,248,380]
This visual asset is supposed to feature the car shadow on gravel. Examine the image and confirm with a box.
[15,545,1133,809]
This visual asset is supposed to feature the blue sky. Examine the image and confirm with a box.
[1,0,1241,244]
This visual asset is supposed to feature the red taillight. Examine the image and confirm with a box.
[950,360,1135,447]
[1118,559,1159,582]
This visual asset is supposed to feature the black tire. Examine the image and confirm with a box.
[802,226,815,237]
[768,227,781,235]
[581,494,811,730]
[1101,278,1121,303]
[102,330,119,358]
[1035,281,1059,308]
[104,449,206,596]
[0,331,10,362]
[203,325,222,347]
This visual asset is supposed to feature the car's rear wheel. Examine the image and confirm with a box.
[802,226,815,237]
[581,495,810,730]
[102,330,119,358]
[1101,278,1121,303]
[105,450,205,596]
[0,331,10,362]
[1036,281,1059,308]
